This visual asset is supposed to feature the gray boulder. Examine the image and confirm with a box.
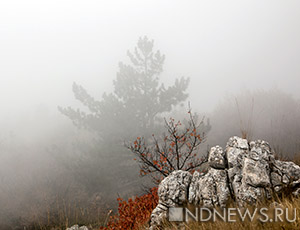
[149,136,300,229]
[208,146,226,169]
[149,170,192,229]
[66,225,88,230]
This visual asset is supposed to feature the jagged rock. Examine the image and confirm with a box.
[242,158,270,187]
[188,168,230,207]
[149,170,192,229]
[208,146,225,169]
[188,171,202,204]
[226,136,248,168]
[149,203,168,229]
[271,160,300,193]
[149,136,300,229]
[249,140,273,161]
[66,225,88,230]
[158,170,192,207]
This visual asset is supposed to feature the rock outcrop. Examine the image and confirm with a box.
[149,136,300,229]
[66,225,89,230]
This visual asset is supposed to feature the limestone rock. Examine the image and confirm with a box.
[226,136,248,168]
[66,225,88,230]
[242,158,270,187]
[149,136,300,229]
[188,171,203,205]
[158,170,192,207]
[149,170,192,229]
[149,203,168,229]
[208,146,226,169]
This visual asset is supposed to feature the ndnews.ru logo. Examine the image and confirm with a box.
[168,207,297,223]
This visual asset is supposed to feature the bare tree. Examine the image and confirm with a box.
[127,108,210,183]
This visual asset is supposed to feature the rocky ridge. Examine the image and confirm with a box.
[150,136,300,229]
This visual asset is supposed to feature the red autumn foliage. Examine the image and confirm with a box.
[127,109,210,183]
[101,187,158,230]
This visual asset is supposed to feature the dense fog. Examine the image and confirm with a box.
[0,1,300,229]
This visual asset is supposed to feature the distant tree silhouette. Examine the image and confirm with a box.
[58,36,190,143]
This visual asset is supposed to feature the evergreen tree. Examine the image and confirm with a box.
[58,36,190,143]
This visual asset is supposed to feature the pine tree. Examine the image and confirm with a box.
[58,36,190,143]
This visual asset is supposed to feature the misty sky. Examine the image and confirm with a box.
[1,0,300,118]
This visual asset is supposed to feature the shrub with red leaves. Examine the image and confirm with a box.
[127,110,210,184]
[101,187,158,230]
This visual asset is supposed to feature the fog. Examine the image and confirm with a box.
[1,0,300,114]
[1,0,300,229]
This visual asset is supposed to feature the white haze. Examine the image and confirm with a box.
[1,1,300,228]
[1,0,300,117]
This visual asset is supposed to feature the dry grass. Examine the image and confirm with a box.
[25,196,108,230]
